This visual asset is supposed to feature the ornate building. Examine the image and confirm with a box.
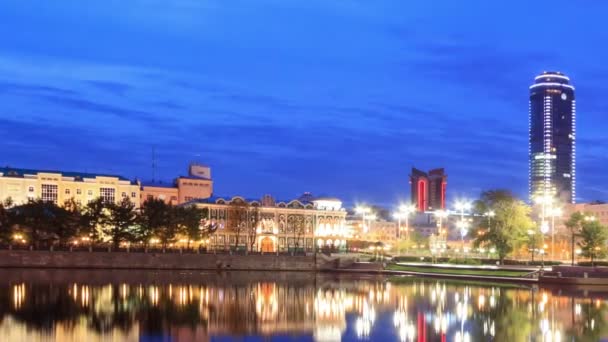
[189,195,348,253]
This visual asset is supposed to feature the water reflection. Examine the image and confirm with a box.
[0,271,607,341]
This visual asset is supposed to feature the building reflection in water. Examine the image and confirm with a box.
[0,275,608,341]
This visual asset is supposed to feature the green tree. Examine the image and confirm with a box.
[103,197,138,249]
[12,199,58,248]
[137,198,171,247]
[472,190,535,263]
[565,212,585,265]
[578,219,608,267]
[0,199,14,244]
[81,197,108,243]
[52,198,82,246]
[179,206,210,249]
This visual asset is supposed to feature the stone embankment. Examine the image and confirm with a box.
[0,250,326,271]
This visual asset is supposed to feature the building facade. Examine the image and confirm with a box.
[410,168,447,212]
[141,163,213,205]
[0,167,140,207]
[529,71,576,204]
[190,195,348,253]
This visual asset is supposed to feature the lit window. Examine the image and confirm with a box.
[99,187,115,203]
[88,190,93,196]
[77,189,82,195]
[159,194,166,200]
[41,184,58,203]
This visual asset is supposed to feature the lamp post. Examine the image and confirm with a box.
[355,206,372,233]
[457,220,469,257]
[540,222,549,269]
[455,201,471,255]
[394,204,416,240]
[549,207,562,261]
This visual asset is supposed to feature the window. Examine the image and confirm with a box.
[147,195,153,201]
[77,189,82,195]
[28,186,34,192]
[41,184,58,203]
[170,196,178,202]
[76,199,82,205]
[159,194,166,200]
[131,192,136,198]
[99,187,115,203]
[87,190,93,196]
[65,189,71,195]
[185,196,193,201]
[122,192,127,198]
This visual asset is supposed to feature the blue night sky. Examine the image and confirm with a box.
[1,1,607,207]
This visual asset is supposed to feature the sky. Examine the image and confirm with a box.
[0,0,607,207]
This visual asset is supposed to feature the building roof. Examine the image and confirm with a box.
[0,166,134,182]
[141,181,178,189]
[178,175,212,181]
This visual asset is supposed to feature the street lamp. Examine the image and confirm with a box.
[395,203,416,240]
[355,206,372,233]
[434,210,449,237]
[549,207,562,261]
[457,220,469,256]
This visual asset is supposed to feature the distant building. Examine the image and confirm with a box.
[529,71,576,204]
[141,164,213,205]
[564,202,608,227]
[409,168,447,212]
[189,194,348,253]
[0,167,140,207]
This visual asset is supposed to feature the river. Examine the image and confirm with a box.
[0,269,605,341]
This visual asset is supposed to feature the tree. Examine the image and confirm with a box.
[578,219,608,267]
[179,206,209,250]
[247,206,260,252]
[0,199,14,244]
[226,200,248,252]
[472,190,535,263]
[12,199,58,248]
[565,212,585,265]
[53,198,82,246]
[81,197,108,244]
[103,197,138,249]
[137,198,170,248]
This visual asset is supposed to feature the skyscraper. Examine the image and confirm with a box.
[410,168,447,212]
[529,71,576,204]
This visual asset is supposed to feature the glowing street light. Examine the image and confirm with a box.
[355,206,373,233]
[434,210,449,237]
[549,207,562,260]
[394,203,416,240]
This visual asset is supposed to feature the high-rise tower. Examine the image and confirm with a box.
[410,168,447,212]
[529,71,576,204]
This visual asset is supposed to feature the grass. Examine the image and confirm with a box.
[387,276,527,289]
[386,264,531,278]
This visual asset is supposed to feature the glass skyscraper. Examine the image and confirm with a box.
[529,71,576,204]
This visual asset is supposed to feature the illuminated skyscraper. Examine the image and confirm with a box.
[410,168,447,212]
[529,71,576,203]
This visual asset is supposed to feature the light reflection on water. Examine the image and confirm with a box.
[0,271,607,341]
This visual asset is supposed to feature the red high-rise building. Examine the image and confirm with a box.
[410,168,447,212]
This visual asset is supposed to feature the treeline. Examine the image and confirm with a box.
[0,197,213,249]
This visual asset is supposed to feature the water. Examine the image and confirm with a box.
[0,269,606,341]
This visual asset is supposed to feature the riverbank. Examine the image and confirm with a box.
[0,249,321,271]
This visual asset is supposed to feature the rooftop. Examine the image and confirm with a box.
[0,166,133,182]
